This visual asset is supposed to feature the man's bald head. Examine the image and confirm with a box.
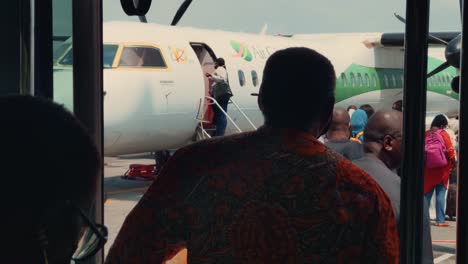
[363,110,403,170]
[326,107,351,139]
[364,110,403,142]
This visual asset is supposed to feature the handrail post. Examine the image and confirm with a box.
[229,98,257,130]
[205,96,243,133]
[400,0,430,262]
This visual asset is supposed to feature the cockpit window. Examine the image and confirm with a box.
[103,45,119,67]
[58,44,118,68]
[118,46,167,68]
[54,43,71,63]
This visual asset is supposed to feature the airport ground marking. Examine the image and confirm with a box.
[106,186,149,195]
[434,253,455,263]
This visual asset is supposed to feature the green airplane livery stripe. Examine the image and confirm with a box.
[335,57,458,102]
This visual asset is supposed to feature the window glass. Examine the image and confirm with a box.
[437,76,442,86]
[357,73,363,87]
[59,44,118,69]
[364,73,370,87]
[103,45,119,68]
[350,73,355,87]
[372,73,377,87]
[251,70,258,87]
[119,46,167,68]
[238,70,245,86]
[60,47,74,65]
[341,73,347,87]
[54,42,71,63]
[392,75,397,87]
[384,74,389,88]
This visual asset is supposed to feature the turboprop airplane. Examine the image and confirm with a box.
[53,21,460,156]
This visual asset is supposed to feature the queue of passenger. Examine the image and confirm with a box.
[6,47,459,263]
[105,47,400,263]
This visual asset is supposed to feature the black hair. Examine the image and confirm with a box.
[359,104,375,118]
[0,96,100,210]
[259,47,336,129]
[216,57,225,67]
[431,114,448,129]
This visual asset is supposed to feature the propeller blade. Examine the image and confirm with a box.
[428,35,449,46]
[394,13,448,45]
[427,62,450,78]
[460,0,463,22]
[394,13,406,23]
[171,0,193,26]
[139,16,148,23]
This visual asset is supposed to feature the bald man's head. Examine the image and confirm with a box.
[363,110,403,169]
[326,107,351,140]
[365,110,403,143]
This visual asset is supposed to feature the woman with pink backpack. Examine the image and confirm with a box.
[424,115,457,227]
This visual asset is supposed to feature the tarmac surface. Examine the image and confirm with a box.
[103,155,457,262]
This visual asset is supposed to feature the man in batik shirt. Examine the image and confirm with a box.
[106,47,399,263]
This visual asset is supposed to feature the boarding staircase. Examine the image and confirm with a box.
[195,96,257,141]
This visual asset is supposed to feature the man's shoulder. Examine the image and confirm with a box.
[172,131,258,162]
[336,157,392,201]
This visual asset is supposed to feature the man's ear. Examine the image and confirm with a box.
[383,135,393,151]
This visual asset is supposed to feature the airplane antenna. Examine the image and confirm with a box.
[260,23,268,35]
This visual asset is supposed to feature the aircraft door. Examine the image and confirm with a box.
[190,43,218,125]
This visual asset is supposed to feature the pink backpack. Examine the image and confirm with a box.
[425,129,448,168]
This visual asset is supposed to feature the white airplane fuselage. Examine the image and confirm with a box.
[53,22,459,156]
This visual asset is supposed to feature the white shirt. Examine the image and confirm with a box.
[210,67,228,87]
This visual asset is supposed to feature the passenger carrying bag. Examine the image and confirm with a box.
[424,129,448,168]
[212,81,233,102]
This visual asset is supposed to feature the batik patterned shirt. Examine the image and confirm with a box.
[106,126,399,263]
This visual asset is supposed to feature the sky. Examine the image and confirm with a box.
[102,0,462,34]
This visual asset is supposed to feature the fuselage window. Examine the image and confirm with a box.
[357,73,363,87]
[350,73,356,87]
[59,44,119,69]
[446,74,451,85]
[384,74,389,88]
[364,73,370,87]
[251,70,259,87]
[341,73,347,87]
[372,73,377,87]
[119,46,167,68]
[238,70,246,87]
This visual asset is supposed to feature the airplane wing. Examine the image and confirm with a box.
[368,32,460,47]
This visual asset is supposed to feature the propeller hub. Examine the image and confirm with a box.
[445,34,461,68]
